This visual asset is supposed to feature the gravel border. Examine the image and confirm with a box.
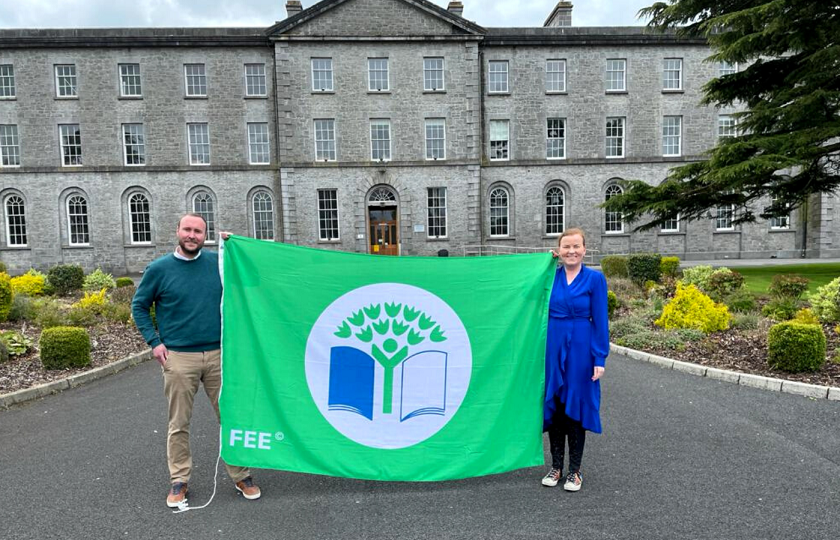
[612,343,840,401]
[0,349,152,409]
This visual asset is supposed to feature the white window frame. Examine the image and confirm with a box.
[718,61,738,77]
[252,190,275,241]
[122,123,146,166]
[606,59,626,92]
[545,185,565,236]
[488,61,509,93]
[4,194,27,247]
[314,119,336,161]
[0,124,20,167]
[424,119,446,161]
[423,57,445,91]
[427,187,447,239]
[184,63,207,97]
[367,58,390,92]
[317,188,340,241]
[245,63,267,97]
[605,117,625,158]
[128,192,152,245]
[0,64,14,99]
[489,187,510,237]
[119,63,142,97]
[66,194,90,246]
[187,123,210,165]
[605,184,624,234]
[311,58,334,92]
[718,115,737,139]
[545,59,566,93]
[247,122,270,165]
[546,118,566,160]
[716,203,735,231]
[55,64,77,97]
[663,116,682,157]
[370,119,391,162]
[660,214,680,233]
[489,120,510,161]
[770,195,790,230]
[191,191,216,243]
[59,124,82,167]
[663,58,682,91]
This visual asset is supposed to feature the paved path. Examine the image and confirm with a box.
[1,355,837,540]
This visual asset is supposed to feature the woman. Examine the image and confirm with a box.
[542,228,609,491]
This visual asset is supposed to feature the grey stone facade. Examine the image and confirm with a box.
[0,0,832,274]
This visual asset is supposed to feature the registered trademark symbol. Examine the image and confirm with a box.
[275,432,285,441]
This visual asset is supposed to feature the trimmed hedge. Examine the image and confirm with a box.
[0,273,12,323]
[47,264,84,296]
[115,277,135,288]
[627,253,662,286]
[660,256,681,278]
[600,256,629,279]
[40,326,91,370]
[767,321,825,372]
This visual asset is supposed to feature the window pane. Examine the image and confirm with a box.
[318,189,340,241]
[252,191,275,240]
[545,186,564,235]
[55,64,77,97]
[314,119,336,161]
[67,194,90,245]
[129,193,151,243]
[425,119,445,160]
[0,124,20,167]
[718,115,737,138]
[60,124,82,166]
[662,116,681,156]
[120,64,142,96]
[663,58,682,90]
[245,63,267,96]
[719,61,737,76]
[546,60,566,93]
[184,64,207,96]
[606,59,625,91]
[489,120,509,160]
[427,187,447,238]
[0,65,17,98]
[5,195,27,246]
[368,58,389,91]
[606,117,624,157]
[423,57,444,91]
[489,188,509,237]
[370,120,391,161]
[187,123,210,165]
[605,185,624,232]
[312,58,333,91]
[488,61,509,93]
[192,192,216,241]
[546,118,565,159]
[248,122,270,164]
[123,123,146,165]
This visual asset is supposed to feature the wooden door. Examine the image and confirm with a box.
[369,207,399,255]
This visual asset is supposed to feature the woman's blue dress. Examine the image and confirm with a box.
[544,265,610,434]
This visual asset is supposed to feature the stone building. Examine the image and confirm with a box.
[0,0,833,274]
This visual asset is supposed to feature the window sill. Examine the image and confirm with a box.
[248,162,271,166]
[184,96,208,100]
[713,229,739,234]
[425,158,447,162]
[488,92,511,96]
[426,236,449,242]
[188,163,212,167]
[61,164,84,168]
[118,96,143,100]
[423,90,446,94]
[662,89,684,94]
[314,159,337,163]
[317,239,342,244]
[311,90,335,94]
[769,228,794,233]
[244,95,268,100]
[367,90,391,94]
[546,157,567,161]
[602,232,628,236]
[55,96,79,100]
[488,236,515,240]
[0,97,17,101]
[125,243,154,248]
[605,155,626,160]
[64,244,93,249]
[605,90,627,95]
[658,231,684,235]
[545,91,568,95]
[0,245,29,250]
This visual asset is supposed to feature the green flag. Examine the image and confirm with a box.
[220,237,555,481]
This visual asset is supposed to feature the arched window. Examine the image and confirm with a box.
[192,191,216,242]
[5,194,27,246]
[129,192,151,244]
[604,184,624,233]
[252,190,275,240]
[67,194,90,246]
[369,187,396,203]
[545,186,565,235]
[489,187,509,237]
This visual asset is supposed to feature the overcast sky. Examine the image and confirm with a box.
[0,0,651,29]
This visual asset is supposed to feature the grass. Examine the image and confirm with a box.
[734,263,840,295]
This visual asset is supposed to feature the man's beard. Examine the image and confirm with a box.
[179,238,204,256]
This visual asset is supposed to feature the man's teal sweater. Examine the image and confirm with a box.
[131,250,222,352]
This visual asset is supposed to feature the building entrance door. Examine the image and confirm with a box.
[369,207,399,255]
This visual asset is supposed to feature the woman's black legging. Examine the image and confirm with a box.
[548,405,586,473]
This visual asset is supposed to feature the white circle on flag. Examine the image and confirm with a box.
[304,283,472,449]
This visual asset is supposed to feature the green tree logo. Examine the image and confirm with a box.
[334,301,447,414]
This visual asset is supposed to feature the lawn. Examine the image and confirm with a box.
[733,263,840,295]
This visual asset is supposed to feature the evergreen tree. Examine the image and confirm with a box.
[604,0,840,230]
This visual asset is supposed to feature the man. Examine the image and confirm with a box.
[132,213,261,508]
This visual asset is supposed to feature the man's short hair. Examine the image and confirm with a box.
[177,212,208,229]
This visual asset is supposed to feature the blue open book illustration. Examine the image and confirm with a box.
[327,346,448,422]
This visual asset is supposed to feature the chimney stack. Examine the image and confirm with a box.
[447,1,464,17]
[544,1,573,27]
[286,0,303,18]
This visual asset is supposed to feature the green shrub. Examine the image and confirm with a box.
[67,306,99,327]
[33,298,68,328]
[723,289,757,313]
[660,256,681,278]
[0,330,32,355]
[707,268,745,300]
[610,318,649,339]
[628,253,662,286]
[83,268,116,293]
[607,291,619,319]
[768,274,809,300]
[104,302,132,324]
[115,277,134,288]
[8,293,36,322]
[655,283,731,334]
[0,261,6,274]
[673,328,705,342]
[731,313,760,330]
[0,273,13,323]
[650,275,678,300]
[40,326,91,369]
[809,277,840,323]
[47,264,84,296]
[0,339,8,364]
[762,297,800,321]
[680,265,715,292]
[600,256,629,279]
[767,321,825,372]
[109,285,136,305]
[793,308,820,325]
[10,269,46,296]
[615,330,686,352]
[73,288,109,314]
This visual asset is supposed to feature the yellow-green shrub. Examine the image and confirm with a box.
[0,272,12,323]
[793,308,820,325]
[11,270,46,296]
[73,288,109,315]
[660,256,681,278]
[809,277,840,323]
[767,321,825,372]
[655,283,731,334]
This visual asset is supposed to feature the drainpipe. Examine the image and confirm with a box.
[478,47,486,246]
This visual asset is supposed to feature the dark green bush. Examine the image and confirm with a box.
[8,293,35,322]
[723,289,757,313]
[607,291,619,319]
[768,274,809,300]
[47,264,84,296]
[0,273,12,323]
[40,326,91,369]
[115,277,135,288]
[762,297,800,321]
[0,261,6,274]
[109,285,136,305]
[767,321,825,372]
[628,253,662,286]
[0,339,8,364]
[708,270,745,300]
[660,256,681,278]
[600,256,629,279]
